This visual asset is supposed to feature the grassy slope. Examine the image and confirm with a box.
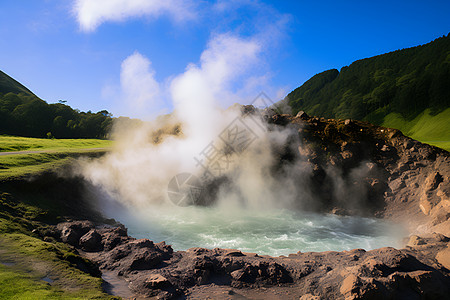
[0,135,117,298]
[0,192,117,299]
[0,137,116,298]
[0,136,112,180]
[382,108,450,151]
[0,135,112,152]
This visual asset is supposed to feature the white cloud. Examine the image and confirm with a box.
[118,51,163,117]
[73,0,196,32]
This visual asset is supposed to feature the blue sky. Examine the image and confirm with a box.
[0,0,449,118]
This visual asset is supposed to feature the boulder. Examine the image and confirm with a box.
[425,172,443,191]
[407,235,426,246]
[144,274,171,289]
[340,274,360,297]
[79,229,103,252]
[435,246,450,270]
[57,221,94,246]
[102,239,172,274]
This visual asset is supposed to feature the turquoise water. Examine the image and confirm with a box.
[116,205,405,257]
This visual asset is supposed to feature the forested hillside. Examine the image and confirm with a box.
[0,71,112,139]
[286,34,450,143]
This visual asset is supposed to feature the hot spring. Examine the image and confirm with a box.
[101,203,404,257]
[81,104,405,257]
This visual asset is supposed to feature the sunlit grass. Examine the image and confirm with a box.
[0,150,107,180]
[382,108,450,151]
[0,234,117,299]
[0,136,112,180]
[0,135,112,152]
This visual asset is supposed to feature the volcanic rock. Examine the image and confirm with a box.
[57,220,94,246]
[79,229,103,252]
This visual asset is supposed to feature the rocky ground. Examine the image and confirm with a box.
[42,109,450,299]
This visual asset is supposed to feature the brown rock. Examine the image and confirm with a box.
[144,274,171,289]
[437,184,450,202]
[407,235,426,246]
[299,294,320,300]
[389,178,405,192]
[79,229,103,252]
[435,246,450,270]
[57,221,94,246]
[230,269,246,281]
[425,172,443,191]
[340,274,360,297]
[224,250,245,257]
[420,192,433,215]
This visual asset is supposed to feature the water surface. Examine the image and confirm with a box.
[113,205,404,257]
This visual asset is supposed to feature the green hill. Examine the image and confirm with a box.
[0,70,112,139]
[286,34,450,149]
[0,71,34,96]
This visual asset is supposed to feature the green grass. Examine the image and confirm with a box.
[0,234,117,299]
[0,135,112,152]
[0,136,112,180]
[0,137,117,298]
[0,191,117,299]
[0,151,107,180]
[382,108,450,151]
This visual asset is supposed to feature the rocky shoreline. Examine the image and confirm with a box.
[44,110,450,299]
[51,219,449,299]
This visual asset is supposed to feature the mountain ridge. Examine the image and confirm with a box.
[0,70,35,96]
[286,34,450,121]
